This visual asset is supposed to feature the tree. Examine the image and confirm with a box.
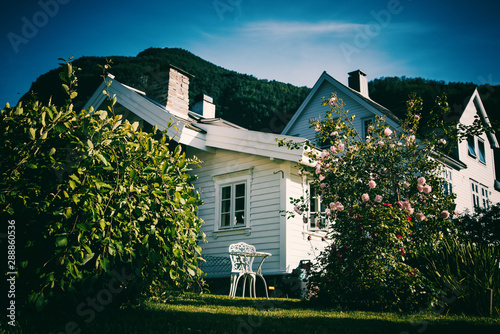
[0,60,206,312]
[281,93,457,311]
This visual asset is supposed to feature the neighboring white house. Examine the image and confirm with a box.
[84,66,500,281]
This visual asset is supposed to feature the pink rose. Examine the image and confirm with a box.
[321,150,329,159]
[331,131,338,137]
[423,185,432,194]
[374,195,383,203]
[396,201,403,209]
[417,177,426,185]
[294,206,303,215]
[362,193,370,202]
[377,141,384,146]
[337,143,345,152]
[417,184,423,192]
[441,210,450,219]
[384,128,392,136]
[320,183,326,189]
[329,97,337,106]
[416,212,426,222]
[319,175,325,181]
[368,180,376,189]
[330,145,337,154]
[336,202,344,211]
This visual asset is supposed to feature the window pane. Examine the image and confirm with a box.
[468,136,476,156]
[235,211,245,225]
[221,213,231,227]
[478,141,486,163]
[235,197,245,211]
[235,183,245,197]
[222,186,231,199]
[221,199,231,214]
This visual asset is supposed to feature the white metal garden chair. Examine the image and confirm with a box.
[228,242,256,298]
[228,242,271,298]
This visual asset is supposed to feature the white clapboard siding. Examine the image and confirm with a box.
[283,77,397,142]
[188,146,286,274]
[451,92,500,212]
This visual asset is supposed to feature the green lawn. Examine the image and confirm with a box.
[4,294,500,334]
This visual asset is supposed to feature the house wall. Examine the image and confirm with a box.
[450,99,500,213]
[187,146,286,275]
[284,81,379,141]
[284,166,330,272]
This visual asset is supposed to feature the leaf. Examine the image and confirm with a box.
[87,139,94,149]
[70,91,78,100]
[62,84,70,94]
[25,163,37,169]
[55,236,68,247]
[99,257,110,271]
[29,128,36,140]
[49,147,56,155]
[97,153,108,166]
[81,253,94,265]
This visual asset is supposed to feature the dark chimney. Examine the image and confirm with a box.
[348,70,369,98]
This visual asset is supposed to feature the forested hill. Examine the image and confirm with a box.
[25,47,500,133]
[24,47,311,133]
[369,76,500,128]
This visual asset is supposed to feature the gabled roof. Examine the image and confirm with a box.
[282,71,400,135]
[83,75,312,164]
[459,88,499,149]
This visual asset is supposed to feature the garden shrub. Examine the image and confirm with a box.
[0,60,206,313]
[281,93,457,311]
[455,203,500,246]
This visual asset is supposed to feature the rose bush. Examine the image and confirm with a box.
[283,93,457,311]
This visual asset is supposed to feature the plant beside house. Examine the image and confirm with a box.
[0,60,206,315]
[281,92,458,311]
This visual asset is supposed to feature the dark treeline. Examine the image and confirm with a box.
[24,47,311,134]
[24,47,500,134]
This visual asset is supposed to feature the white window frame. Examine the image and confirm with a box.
[362,117,375,141]
[477,139,486,164]
[213,169,252,231]
[467,135,476,158]
[442,168,453,196]
[471,179,489,211]
[308,183,327,232]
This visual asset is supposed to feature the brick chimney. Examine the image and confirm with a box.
[192,94,216,118]
[348,70,369,98]
[146,65,193,116]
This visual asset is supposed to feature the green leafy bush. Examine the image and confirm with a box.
[0,60,205,312]
[455,203,500,246]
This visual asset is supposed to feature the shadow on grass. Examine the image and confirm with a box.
[4,294,500,334]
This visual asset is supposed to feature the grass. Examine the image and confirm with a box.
[3,294,500,334]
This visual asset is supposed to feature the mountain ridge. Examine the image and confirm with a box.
[24,47,500,133]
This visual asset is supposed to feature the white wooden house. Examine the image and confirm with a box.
[84,66,500,283]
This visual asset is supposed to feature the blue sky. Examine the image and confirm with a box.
[1,0,499,106]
